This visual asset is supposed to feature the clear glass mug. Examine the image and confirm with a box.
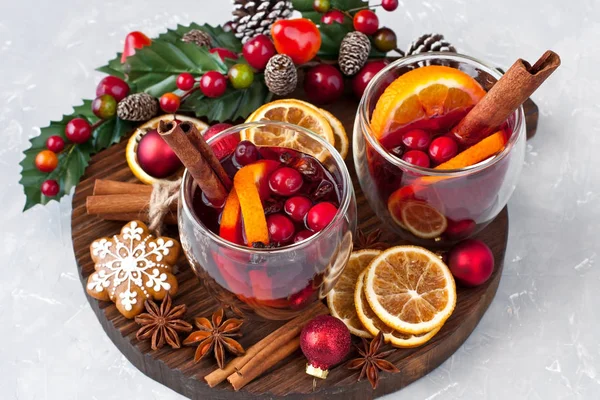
[353,53,526,247]
[178,122,357,320]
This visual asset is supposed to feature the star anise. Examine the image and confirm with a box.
[134,294,193,351]
[183,308,245,368]
[354,228,388,250]
[347,332,400,389]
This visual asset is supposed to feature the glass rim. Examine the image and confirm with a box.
[179,121,354,254]
[358,52,526,177]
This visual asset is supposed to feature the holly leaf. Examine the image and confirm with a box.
[157,23,242,52]
[295,0,369,22]
[19,101,136,211]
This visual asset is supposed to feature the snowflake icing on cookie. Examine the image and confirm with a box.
[86,221,180,319]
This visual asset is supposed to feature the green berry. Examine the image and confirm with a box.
[313,0,331,13]
[373,27,397,52]
[228,64,255,89]
[92,94,117,119]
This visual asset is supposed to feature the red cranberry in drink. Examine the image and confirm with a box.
[429,136,458,164]
[445,218,476,240]
[269,167,303,196]
[284,196,313,222]
[233,140,259,167]
[402,150,430,168]
[293,229,316,243]
[267,214,296,243]
[401,129,430,151]
[306,202,338,232]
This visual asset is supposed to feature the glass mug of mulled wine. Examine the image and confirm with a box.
[178,122,357,320]
[353,53,526,247]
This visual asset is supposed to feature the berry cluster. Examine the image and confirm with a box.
[390,129,459,168]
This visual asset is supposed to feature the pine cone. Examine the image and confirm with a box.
[232,0,293,44]
[182,29,212,48]
[406,33,456,56]
[339,31,371,76]
[117,93,158,122]
[264,54,297,96]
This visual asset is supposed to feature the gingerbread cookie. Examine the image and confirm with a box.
[86,220,180,319]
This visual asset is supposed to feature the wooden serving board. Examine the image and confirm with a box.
[71,95,537,399]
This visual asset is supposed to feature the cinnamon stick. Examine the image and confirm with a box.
[157,120,227,206]
[452,50,561,145]
[98,212,177,225]
[204,301,328,388]
[86,194,177,214]
[181,122,233,191]
[93,179,153,196]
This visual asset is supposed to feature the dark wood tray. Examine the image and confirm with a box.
[71,95,538,399]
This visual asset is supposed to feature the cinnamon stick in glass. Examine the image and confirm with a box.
[452,50,561,145]
[157,120,227,206]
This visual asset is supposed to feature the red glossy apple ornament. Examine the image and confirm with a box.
[121,31,152,63]
[447,239,494,286]
[271,18,321,65]
[137,129,182,178]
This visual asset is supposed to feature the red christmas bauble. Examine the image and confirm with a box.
[304,64,344,104]
[137,129,182,178]
[352,60,388,99]
[447,239,494,286]
[300,315,351,379]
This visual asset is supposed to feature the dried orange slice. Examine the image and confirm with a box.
[400,200,447,239]
[370,66,486,139]
[355,270,441,347]
[126,114,208,185]
[327,250,381,338]
[364,246,456,334]
[320,107,349,159]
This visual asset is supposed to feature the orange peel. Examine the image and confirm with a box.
[219,189,243,245]
[435,130,507,170]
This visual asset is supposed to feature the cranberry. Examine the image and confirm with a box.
[233,140,259,167]
[176,72,196,91]
[304,64,344,105]
[210,47,238,61]
[381,0,399,11]
[96,76,130,102]
[269,167,303,196]
[46,135,65,153]
[352,60,388,99]
[293,229,315,243]
[35,150,58,173]
[267,214,296,243]
[65,118,91,144]
[306,202,338,232]
[41,179,60,197]
[200,71,227,98]
[390,144,404,158]
[429,136,458,165]
[402,150,431,168]
[242,34,276,70]
[321,10,345,24]
[159,92,180,113]
[353,10,379,35]
[402,129,430,150]
[284,196,313,222]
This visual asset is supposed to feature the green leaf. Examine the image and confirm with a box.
[96,54,125,79]
[318,22,353,59]
[19,101,135,211]
[157,23,242,53]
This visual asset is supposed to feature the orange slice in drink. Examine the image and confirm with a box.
[327,250,381,338]
[364,246,456,334]
[355,270,441,347]
[219,190,243,245]
[400,200,447,239]
[370,66,486,139]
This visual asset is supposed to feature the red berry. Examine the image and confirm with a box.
[402,150,431,168]
[321,10,345,25]
[137,129,182,178]
[429,136,458,165]
[381,0,399,11]
[402,129,430,150]
[46,136,65,153]
[233,140,259,167]
[92,94,117,119]
[200,71,227,98]
[41,179,60,197]
[176,73,195,91]
[35,150,59,173]
[284,196,313,222]
[96,76,130,102]
[204,123,238,160]
[209,47,238,61]
[373,27,397,52]
[294,229,315,243]
[243,35,277,70]
[306,202,338,232]
[65,118,92,144]
[159,93,181,113]
[304,64,344,105]
[445,219,476,240]
[267,214,296,243]
[353,10,379,35]
[269,167,303,196]
[121,31,152,63]
[352,60,388,98]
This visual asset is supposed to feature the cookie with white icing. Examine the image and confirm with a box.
[86,220,180,319]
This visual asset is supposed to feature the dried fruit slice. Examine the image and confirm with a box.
[364,246,456,334]
[355,270,441,347]
[400,200,447,239]
[327,250,381,338]
[435,130,507,170]
[320,107,349,159]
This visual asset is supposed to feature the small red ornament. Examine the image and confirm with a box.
[176,73,196,91]
[352,60,388,98]
[159,93,181,113]
[353,10,379,35]
[447,239,494,286]
[96,76,130,102]
[121,31,152,63]
[210,47,239,62]
[381,0,399,11]
[65,118,92,144]
[137,129,182,178]
[200,71,227,98]
[304,64,344,105]
[46,135,65,153]
[300,315,351,379]
[271,18,321,65]
[41,179,60,197]
[321,10,345,25]
[243,34,277,70]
